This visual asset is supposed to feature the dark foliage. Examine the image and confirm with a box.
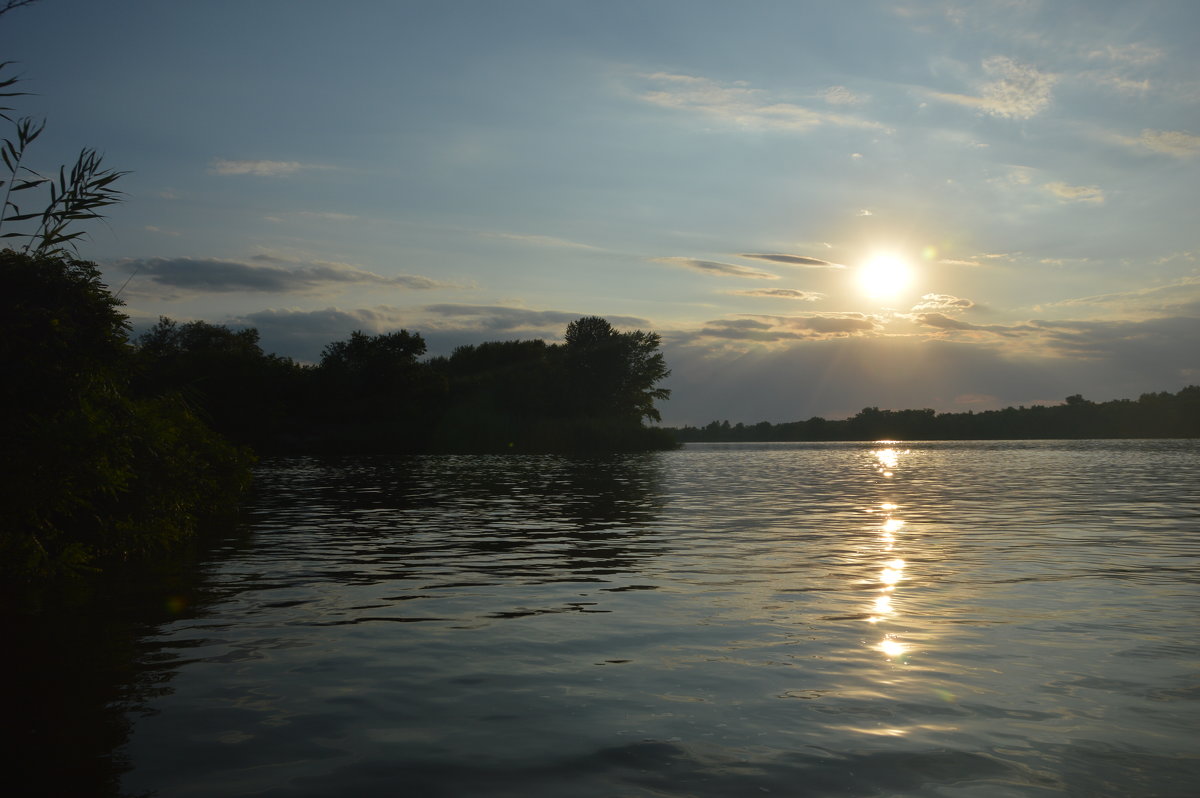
[670,388,1200,442]
[133,317,304,448]
[129,316,677,455]
[1,251,253,581]
[564,316,671,423]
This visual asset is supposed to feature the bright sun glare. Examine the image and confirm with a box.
[857,254,914,300]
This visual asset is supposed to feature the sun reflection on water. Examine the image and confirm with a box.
[878,636,906,658]
[862,446,919,662]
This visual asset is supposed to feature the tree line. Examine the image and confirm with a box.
[669,389,1200,442]
[132,313,675,455]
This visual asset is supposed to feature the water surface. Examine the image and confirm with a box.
[37,441,1200,796]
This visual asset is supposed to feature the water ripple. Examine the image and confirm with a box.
[116,441,1200,797]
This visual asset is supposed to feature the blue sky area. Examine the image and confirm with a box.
[3,0,1197,424]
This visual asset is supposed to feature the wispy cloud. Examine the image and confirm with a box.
[419,304,652,336]
[1032,316,1200,365]
[114,255,456,295]
[238,305,413,335]
[1043,181,1105,203]
[1136,129,1200,158]
[911,294,975,313]
[263,210,359,224]
[737,253,845,269]
[913,313,1032,336]
[1087,43,1164,67]
[209,158,324,177]
[633,72,888,133]
[1042,275,1200,313]
[694,312,881,343]
[821,85,866,105]
[653,257,778,280]
[1078,42,1162,95]
[929,56,1056,119]
[295,211,357,221]
[733,288,824,301]
[484,232,601,250]
[1080,71,1150,95]
[223,305,422,362]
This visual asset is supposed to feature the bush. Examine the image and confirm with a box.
[0,251,252,580]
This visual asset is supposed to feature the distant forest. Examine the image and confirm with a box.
[131,313,675,455]
[669,387,1200,442]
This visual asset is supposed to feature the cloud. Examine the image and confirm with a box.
[263,210,359,224]
[633,72,888,133]
[908,310,1200,371]
[910,313,1039,338]
[113,255,455,295]
[930,56,1056,119]
[822,85,866,105]
[737,253,845,269]
[1136,129,1200,158]
[777,314,880,335]
[938,258,983,267]
[1078,43,1161,96]
[653,257,778,280]
[697,319,775,340]
[240,305,408,334]
[484,232,600,250]
[914,313,991,332]
[1043,275,1200,315]
[209,159,323,177]
[1081,71,1150,95]
[1031,316,1200,370]
[690,312,881,343]
[294,211,357,222]
[1043,182,1105,203]
[424,304,648,326]
[857,209,873,216]
[222,306,417,362]
[910,294,975,313]
[733,288,824,301]
[414,305,656,356]
[1087,43,1164,67]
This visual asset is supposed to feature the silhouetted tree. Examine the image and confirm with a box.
[319,329,425,392]
[563,316,671,423]
[134,318,305,447]
[293,329,444,452]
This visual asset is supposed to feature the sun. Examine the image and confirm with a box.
[857,253,914,300]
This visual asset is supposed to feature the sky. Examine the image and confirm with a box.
[3,0,1198,425]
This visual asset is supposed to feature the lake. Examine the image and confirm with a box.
[13,441,1200,796]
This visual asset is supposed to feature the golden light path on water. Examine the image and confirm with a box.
[866,445,912,661]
